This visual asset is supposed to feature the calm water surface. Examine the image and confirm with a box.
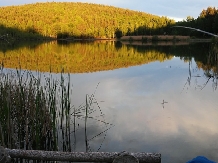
[1,40,218,163]
[71,58,218,163]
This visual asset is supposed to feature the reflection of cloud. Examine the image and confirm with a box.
[53,55,218,162]
[102,98,218,162]
[57,114,113,152]
[83,62,218,162]
[103,78,218,135]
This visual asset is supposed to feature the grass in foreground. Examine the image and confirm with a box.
[0,67,113,154]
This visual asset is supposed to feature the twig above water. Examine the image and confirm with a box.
[161,100,168,109]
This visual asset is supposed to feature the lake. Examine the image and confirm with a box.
[0,40,218,163]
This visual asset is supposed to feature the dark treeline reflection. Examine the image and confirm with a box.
[0,40,46,54]
[125,41,218,74]
[0,40,217,74]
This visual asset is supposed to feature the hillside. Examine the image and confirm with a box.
[0,2,175,39]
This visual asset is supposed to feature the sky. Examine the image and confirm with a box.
[0,0,218,22]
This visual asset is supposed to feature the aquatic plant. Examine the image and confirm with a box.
[0,69,53,150]
[0,67,113,155]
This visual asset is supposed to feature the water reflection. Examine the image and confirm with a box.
[0,40,174,73]
[86,58,218,162]
[68,42,218,162]
[0,41,218,163]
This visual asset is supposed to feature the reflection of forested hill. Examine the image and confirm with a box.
[195,43,218,73]
[171,42,217,73]
[127,42,218,73]
[0,40,46,53]
[0,41,217,73]
[0,41,173,73]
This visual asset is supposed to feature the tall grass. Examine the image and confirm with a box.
[0,67,113,155]
[0,68,54,150]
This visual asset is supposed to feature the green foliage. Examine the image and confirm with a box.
[1,3,217,39]
[213,14,218,34]
[212,37,218,44]
[115,29,123,39]
[186,16,195,22]
[57,32,70,39]
[175,6,218,37]
[0,2,175,39]
[0,24,46,40]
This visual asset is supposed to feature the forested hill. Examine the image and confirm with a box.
[0,2,175,39]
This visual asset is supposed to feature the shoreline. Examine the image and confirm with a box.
[1,35,212,43]
[57,35,213,42]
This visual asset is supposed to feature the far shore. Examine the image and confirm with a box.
[120,35,213,42]
[120,35,190,41]
[57,35,213,43]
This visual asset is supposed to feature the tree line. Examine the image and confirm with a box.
[0,2,217,39]
[0,2,175,39]
[174,7,218,37]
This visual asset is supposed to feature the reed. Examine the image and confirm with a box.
[0,67,113,154]
[0,68,54,150]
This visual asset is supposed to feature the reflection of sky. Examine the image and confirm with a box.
[68,57,218,162]
[4,56,218,162]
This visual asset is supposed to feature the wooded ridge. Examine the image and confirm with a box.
[0,3,217,40]
[0,2,175,39]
